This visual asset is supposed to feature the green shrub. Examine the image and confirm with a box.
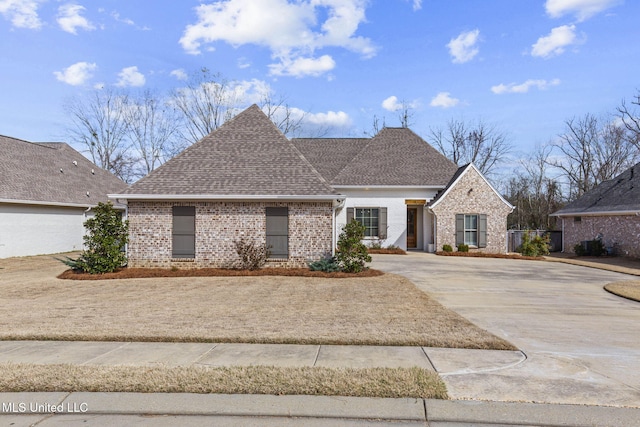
[308,255,341,272]
[368,239,383,250]
[518,232,550,257]
[573,239,606,257]
[60,202,128,274]
[336,220,371,273]
[457,243,469,252]
[234,238,271,270]
[442,244,453,252]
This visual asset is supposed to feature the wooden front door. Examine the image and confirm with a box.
[407,207,418,249]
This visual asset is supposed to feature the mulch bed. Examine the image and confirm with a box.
[367,248,407,255]
[58,267,385,280]
[435,251,543,260]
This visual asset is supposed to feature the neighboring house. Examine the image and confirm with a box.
[110,105,513,269]
[551,163,640,258]
[0,135,128,258]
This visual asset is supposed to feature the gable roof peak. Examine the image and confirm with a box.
[123,104,337,198]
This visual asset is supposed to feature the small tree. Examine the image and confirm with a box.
[336,220,371,273]
[233,238,270,270]
[62,202,128,274]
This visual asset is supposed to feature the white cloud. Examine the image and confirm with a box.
[545,0,621,21]
[429,92,460,108]
[111,11,134,26]
[382,95,421,112]
[491,78,561,94]
[116,66,145,87]
[531,24,579,58]
[408,0,422,11]
[447,29,480,64]
[57,4,95,34]
[303,109,351,127]
[0,0,42,29]
[269,54,336,78]
[382,96,402,112]
[179,0,375,77]
[53,61,97,86]
[170,68,188,81]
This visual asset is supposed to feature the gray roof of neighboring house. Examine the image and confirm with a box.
[123,104,337,197]
[290,138,370,182]
[0,135,128,207]
[552,162,640,215]
[307,127,457,187]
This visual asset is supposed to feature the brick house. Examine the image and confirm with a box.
[110,105,513,268]
[551,162,640,258]
[0,135,128,258]
[428,163,515,253]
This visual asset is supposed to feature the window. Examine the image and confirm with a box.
[464,214,478,246]
[456,214,487,248]
[574,216,582,222]
[266,207,288,258]
[172,206,195,258]
[356,208,379,238]
[346,207,387,239]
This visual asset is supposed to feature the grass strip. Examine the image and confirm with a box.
[0,364,447,399]
[604,281,640,303]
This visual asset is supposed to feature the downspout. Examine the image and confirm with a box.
[561,217,565,253]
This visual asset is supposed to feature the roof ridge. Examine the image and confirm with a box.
[329,135,377,184]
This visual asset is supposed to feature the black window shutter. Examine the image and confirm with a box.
[455,214,464,245]
[478,214,487,248]
[347,207,354,223]
[379,207,387,239]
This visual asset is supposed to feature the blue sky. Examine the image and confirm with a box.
[1,0,638,159]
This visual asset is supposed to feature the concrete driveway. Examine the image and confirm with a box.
[371,252,640,407]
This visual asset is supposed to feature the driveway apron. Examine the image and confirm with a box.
[371,252,640,407]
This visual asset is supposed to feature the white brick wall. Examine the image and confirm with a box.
[127,201,333,268]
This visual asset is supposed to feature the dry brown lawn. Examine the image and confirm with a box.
[605,280,640,302]
[0,254,514,350]
[0,364,447,398]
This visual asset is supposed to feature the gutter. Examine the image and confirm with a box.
[108,194,343,202]
[551,210,640,217]
[0,198,95,209]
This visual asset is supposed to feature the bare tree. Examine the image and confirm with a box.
[429,118,512,176]
[617,89,640,148]
[124,89,183,179]
[398,100,415,128]
[506,144,563,229]
[64,88,133,182]
[170,68,242,144]
[548,113,639,200]
[259,94,305,136]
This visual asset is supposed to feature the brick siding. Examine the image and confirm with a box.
[430,167,512,253]
[127,201,333,268]
[562,215,640,258]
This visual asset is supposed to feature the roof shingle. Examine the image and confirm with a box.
[0,135,128,206]
[328,128,458,186]
[125,105,337,197]
[553,162,640,215]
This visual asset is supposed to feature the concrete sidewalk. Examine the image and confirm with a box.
[0,340,524,373]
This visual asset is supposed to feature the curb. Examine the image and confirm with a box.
[2,393,640,426]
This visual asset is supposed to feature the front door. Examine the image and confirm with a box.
[407,207,418,249]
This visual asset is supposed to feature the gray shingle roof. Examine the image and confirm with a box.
[552,162,640,215]
[124,105,337,197]
[0,135,128,207]
[328,127,458,186]
[290,138,369,182]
